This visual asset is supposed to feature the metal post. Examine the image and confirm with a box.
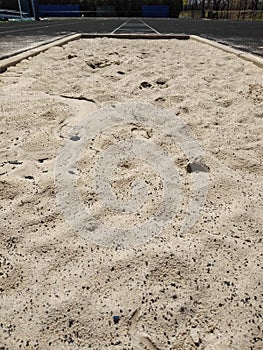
[32,0,40,20]
[17,0,23,20]
[30,0,35,18]
[201,0,205,18]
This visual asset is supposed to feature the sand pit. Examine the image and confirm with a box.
[0,38,262,349]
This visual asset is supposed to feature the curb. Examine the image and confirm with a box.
[1,33,262,72]
[191,35,263,68]
[82,33,190,40]
[0,33,189,73]
[0,35,79,61]
[0,34,81,73]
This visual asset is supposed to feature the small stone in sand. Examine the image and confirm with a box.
[113,315,120,324]
[186,162,210,173]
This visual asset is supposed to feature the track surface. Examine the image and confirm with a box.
[0,18,262,59]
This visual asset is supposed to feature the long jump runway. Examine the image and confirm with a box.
[0,18,262,59]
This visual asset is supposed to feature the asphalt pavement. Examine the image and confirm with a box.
[0,18,124,59]
[0,18,262,59]
[146,18,263,56]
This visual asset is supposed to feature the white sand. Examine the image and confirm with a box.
[0,38,262,349]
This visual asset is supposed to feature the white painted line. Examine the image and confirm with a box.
[0,21,64,32]
[114,28,154,32]
[111,19,130,34]
[124,23,146,27]
[139,20,160,35]
[0,20,82,35]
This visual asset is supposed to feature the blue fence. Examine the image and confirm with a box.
[38,5,80,18]
[142,5,169,18]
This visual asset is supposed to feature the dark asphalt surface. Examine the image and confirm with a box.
[0,18,262,59]
[146,18,263,56]
[0,18,124,58]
